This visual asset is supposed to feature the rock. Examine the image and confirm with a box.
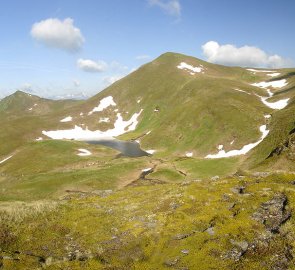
[228,202,236,209]
[211,175,220,181]
[164,257,179,267]
[224,247,245,261]
[172,233,190,240]
[231,186,245,194]
[230,239,249,252]
[205,227,215,236]
[252,193,291,233]
[181,249,189,255]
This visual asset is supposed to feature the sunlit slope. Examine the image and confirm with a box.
[45,52,288,158]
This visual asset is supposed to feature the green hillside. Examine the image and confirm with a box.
[1,52,295,269]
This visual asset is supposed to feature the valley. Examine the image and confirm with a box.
[0,52,294,269]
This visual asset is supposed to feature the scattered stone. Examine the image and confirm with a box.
[205,227,215,236]
[231,186,245,194]
[224,247,246,261]
[170,202,180,210]
[211,175,220,181]
[228,202,236,210]
[222,194,231,201]
[181,249,189,255]
[290,180,295,185]
[230,239,249,252]
[252,193,291,233]
[173,233,190,240]
[164,257,179,267]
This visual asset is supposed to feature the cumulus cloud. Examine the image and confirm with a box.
[31,18,84,52]
[77,59,107,72]
[202,41,292,68]
[148,0,181,18]
[136,55,151,60]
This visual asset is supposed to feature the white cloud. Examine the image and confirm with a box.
[148,0,181,18]
[77,59,107,72]
[31,18,84,52]
[202,41,292,68]
[136,55,151,60]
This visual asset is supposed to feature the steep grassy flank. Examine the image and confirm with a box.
[244,98,295,171]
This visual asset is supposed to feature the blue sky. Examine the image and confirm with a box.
[0,0,294,98]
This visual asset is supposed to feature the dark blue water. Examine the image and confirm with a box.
[87,139,149,157]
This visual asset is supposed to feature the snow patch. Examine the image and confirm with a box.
[233,88,251,95]
[80,112,84,116]
[89,96,116,115]
[142,167,152,172]
[177,62,203,74]
[36,137,43,141]
[264,114,271,119]
[60,116,73,122]
[146,149,156,154]
[185,152,193,157]
[77,149,92,156]
[137,99,141,104]
[230,140,235,145]
[260,96,289,110]
[247,68,275,73]
[146,131,151,135]
[42,110,143,140]
[218,145,223,150]
[251,79,287,89]
[28,108,33,111]
[267,73,281,77]
[206,125,269,159]
[0,155,13,165]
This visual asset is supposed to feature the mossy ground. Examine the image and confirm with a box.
[1,173,295,269]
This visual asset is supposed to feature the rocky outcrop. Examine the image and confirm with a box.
[252,193,291,233]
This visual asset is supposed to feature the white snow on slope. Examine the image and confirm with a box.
[0,155,13,165]
[89,96,116,115]
[267,73,281,77]
[247,69,275,73]
[146,149,156,154]
[177,62,203,74]
[142,167,152,172]
[233,88,251,95]
[260,96,289,110]
[251,78,290,110]
[206,125,269,159]
[185,152,193,157]
[42,110,143,140]
[60,116,73,122]
[251,79,287,89]
[77,149,92,156]
[36,137,43,141]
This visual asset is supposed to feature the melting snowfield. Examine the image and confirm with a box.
[43,110,143,141]
[177,62,204,75]
[77,149,92,156]
[60,116,73,122]
[88,96,116,115]
[251,78,289,110]
[251,79,287,89]
[206,125,269,159]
